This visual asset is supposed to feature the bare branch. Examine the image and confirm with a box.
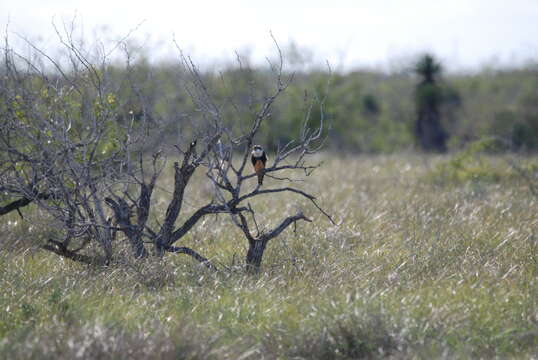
[163,245,217,271]
[41,239,106,265]
[260,212,312,242]
[0,192,51,216]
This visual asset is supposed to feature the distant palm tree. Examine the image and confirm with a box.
[414,54,447,152]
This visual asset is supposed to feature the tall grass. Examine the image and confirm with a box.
[1,154,537,359]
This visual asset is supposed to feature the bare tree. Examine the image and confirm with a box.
[0,27,332,272]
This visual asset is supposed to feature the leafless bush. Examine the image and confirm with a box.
[0,26,332,271]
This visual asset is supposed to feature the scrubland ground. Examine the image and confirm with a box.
[1,154,537,359]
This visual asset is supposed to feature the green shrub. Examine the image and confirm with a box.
[428,138,510,185]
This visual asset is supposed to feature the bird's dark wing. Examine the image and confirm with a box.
[261,152,267,166]
[251,155,256,167]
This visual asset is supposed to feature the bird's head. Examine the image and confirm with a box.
[252,145,264,157]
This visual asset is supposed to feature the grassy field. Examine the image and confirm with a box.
[1,153,537,359]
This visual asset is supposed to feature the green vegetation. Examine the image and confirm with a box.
[2,50,537,155]
[107,61,538,153]
[127,61,538,150]
[2,154,537,358]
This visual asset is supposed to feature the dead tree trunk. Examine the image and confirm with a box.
[237,211,316,272]
[246,240,268,271]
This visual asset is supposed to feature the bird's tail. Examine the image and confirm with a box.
[257,170,264,185]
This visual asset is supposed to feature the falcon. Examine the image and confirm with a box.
[251,145,267,185]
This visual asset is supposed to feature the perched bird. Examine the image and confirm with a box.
[251,145,267,185]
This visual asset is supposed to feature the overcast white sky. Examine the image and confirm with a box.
[1,0,537,72]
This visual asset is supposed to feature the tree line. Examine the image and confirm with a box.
[90,54,538,154]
